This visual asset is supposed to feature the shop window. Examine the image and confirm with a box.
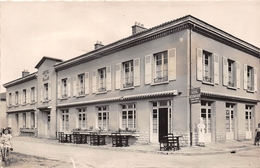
[78,108,87,129]
[97,106,109,129]
[121,103,136,129]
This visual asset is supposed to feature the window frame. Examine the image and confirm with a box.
[121,103,136,129]
[78,108,87,129]
[97,106,109,129]
[153,51,168,84]
[123,60,134,88]
[98,68,107,93]
[77,74,85,96]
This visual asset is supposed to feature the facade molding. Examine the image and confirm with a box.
[35,56,63,69]
[7,107,36,113]
[3,72,38,88]
[58,90,178,108]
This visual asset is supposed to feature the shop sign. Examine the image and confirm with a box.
[189,87,201,104]
[43,70,49,81]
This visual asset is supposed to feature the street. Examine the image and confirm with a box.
[10,137,260,168]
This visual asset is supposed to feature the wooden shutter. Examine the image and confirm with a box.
[115,63,121,90]
[35,87,37,103]
[58,80,61,99]
[145,55,152,84]
[67,77,71,98]
[243,64,247,90]
[106,66,112,91]
[92,70,97,93]
[12,92,15,106]
[236,62,240,89]
[48,82,51,101]
[254,67,257,92]
[197,48,203,81]
[134,58,141,86]
[85,72,89,95]
[73,75,77,97]
[6,93,9,107]
[213,54,219,84]
[222,57,228,86]
[168,48,176,81]
[40,85,43,102]
[20,90,22,105]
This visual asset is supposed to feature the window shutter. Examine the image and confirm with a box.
[73,75,77,97]
[134,58,141,86]
[254,67,257,92]
[27,88,31,104]
[58,80,61,99]
[92,70,97,93]
[106,66,112,91]
[35,88,37,103]
[196,48,203,81]
[48,82,51,101]
[40,85,43,102]
[168,48,176,81]
[20,90,22,105]
[12,92,15,106]
[85,72,89,95]
[6,93,9,107]
[236,62,240,89]
[222,57,228,86]
[243,64,247,90]
[115,63,121,90]
[145,55,152,84]
[67,77,71,98]
[213,54,219,84]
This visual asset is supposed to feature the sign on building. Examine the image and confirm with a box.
[189,87,201,104]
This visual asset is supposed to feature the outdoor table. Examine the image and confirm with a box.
[160,134,182,151]
[90,133,106,146]
[64,133,72,143]
[111,133,131,147]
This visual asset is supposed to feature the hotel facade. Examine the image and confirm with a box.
[3,15,260,146]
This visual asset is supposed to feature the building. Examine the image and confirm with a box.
[3,15,260,146]
[0,92,7,129]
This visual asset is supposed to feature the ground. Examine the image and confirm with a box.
[1,152,72,168]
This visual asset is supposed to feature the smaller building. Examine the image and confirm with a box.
[0,92,7,129]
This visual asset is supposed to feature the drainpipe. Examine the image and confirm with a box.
[55,70,58,138]
[189,23,195,146]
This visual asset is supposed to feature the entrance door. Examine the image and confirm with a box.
[245,105,253,139]
[226,103,235,140]
[159,108,168,141]
[201,101,212,142]
[47,113,50,136]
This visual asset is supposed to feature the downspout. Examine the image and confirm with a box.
[55,70,58,138]
[189,23,195,146]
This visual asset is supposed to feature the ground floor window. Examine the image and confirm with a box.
[245,105,253,131]
[97,106,109,129]
[121,103,136,129]
[31,112,35,128]
[62,109,69,132]
[78,108,87,129]
[201,101,212,133]
[23,113,26,128]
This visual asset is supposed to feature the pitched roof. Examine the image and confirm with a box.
[35,56,63,69]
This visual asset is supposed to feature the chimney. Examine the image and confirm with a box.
[94,41,104,49]
[132,22,147,35]
[22,70,30,77]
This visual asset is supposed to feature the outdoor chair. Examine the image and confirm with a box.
[73,132,81,144]
[90,132,98,145]
[111,133,121,147]
[58,132,66,143]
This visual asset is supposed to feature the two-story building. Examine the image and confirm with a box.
[3,15,260,146]
[0,92,7,129]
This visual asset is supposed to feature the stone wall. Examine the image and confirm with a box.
[238,131,246,140]
[135,131,149,144]
[216,131,225,142]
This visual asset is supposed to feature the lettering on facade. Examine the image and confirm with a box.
[189,87,201,104]
[43,70,49,81]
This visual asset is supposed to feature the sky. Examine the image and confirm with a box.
[1,1,260,92]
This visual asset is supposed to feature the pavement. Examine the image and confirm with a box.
[11,136,258,156]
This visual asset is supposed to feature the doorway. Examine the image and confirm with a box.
[159,108,168,141]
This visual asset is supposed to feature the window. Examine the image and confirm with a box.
[62,110,69,132]
[31,112,35,128]
[123,61,134,88]
[23,113,26,128]
[61,78,68,98]
[97,106,109,129]
[78,108,87,129]
[121,103,136,129]
[31,87,35,103]
[201,101,211,134]
[8,93,12,106]
[223,57,240,88]
[78,74,85,96]
[44,83,49,101]
[154,51,168,83]
[23,89,27,104]
[98,68,106,92]
[244,65,257,92]
[15,91,19,106]
[226,103,234,133]
[228,60,235,87]
[197,48,219,84]
[245,105,253,131]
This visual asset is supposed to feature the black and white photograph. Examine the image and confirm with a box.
[0,1,259,167]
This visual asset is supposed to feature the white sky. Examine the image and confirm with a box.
[1,1,260,92]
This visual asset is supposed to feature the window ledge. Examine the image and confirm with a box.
[246,90,255,93]
[96,91,107,95]
[202,81,214,86]
[227,86,237,90]
[120,86,134,91]
[30,102,36,105]
[151,81,169,86]
[76,95,85,98]
[60,97,68,100]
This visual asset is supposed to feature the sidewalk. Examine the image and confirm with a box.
[12,136,257,156]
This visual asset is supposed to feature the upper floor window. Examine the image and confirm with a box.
[244,65,257,92]
[78,74,85,96]
[223,57,240,89]
[97,106,109,129]
[44,83,49,101]
[42,83,51,102]
[145,48,176,85]
[98,68,106,92]
[61,78,68,98]
[15,91,19,106]
[31,87,36,103]
[8,93,12,107]
[123,61,134,88]
[227,60,235,87]
[92,67,111,94]
[197,48,219,85]
[23,89,27,104]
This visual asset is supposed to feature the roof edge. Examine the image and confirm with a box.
[3,72,38,88]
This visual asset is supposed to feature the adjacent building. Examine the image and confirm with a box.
[3,15,260,146]
[0,92,7,129]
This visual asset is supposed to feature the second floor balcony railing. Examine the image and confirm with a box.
[78,90,85,96]
[154,76,168,83]
[62,94,68,98]
[98,87,106,92]
[247,86,253,91]
[228,81,235,87]
[123,82,134,88]
[203,76,212,83]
